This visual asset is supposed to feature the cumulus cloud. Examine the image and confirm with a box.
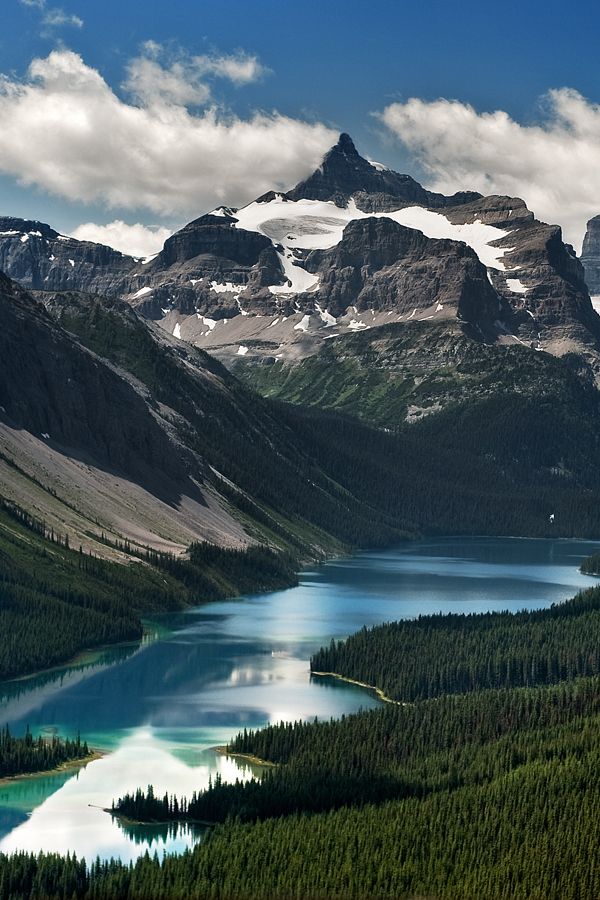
[70,220,172,257]
[0,49,336,218]
[379,89,600,250]
[123,43,268,108]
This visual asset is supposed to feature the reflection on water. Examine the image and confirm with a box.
[0,536,598,862]
[115,819,206,848]
[0,730,257,863]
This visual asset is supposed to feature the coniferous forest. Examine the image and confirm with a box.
[4,586,600,897]
[0,726,90,778]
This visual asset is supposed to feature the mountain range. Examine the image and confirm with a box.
[3,133,600,673]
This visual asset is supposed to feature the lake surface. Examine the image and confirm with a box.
[0,536,598,862]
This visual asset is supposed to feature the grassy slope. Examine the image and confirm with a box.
[237,320,598,430]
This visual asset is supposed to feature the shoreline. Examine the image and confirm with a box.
[0,750,105,786]
[311,671,403,706]
[212,746,277,767]
[3,535,596,689]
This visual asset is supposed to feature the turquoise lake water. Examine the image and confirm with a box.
[0,535,597,862]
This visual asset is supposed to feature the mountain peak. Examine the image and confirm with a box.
[285,133,471,211]
[332,132,359,156]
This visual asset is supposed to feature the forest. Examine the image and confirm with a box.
[0,496,298,681]
[4,676,600,897]
[0,726,90,778]
[310,584,600,700]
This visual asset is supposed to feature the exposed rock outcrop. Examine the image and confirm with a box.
[581,215,600,295]
[302,217,502,325]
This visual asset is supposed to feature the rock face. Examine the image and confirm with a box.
[0,134,598,371]
[0,271,190,500]
[0,216,135,295]
[581,215,600,295]
[303,217,502,325]
[444,196,600,353]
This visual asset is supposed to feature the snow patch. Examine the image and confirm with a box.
[591,296,600,315]
[506,278,528,294]
[368,159,390,171]
[293,314,311,332]
[133,286,152,298]
[20,234,29,243]
[348,319,368,330]
[201,316,217,331]
[210,280,246,294]
[68,259,75,268]
[270,249,319,295]
[315,304,336,326]
[237,345,249,356]
[173,322,181,339]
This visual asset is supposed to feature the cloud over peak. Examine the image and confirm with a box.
[0,48,336,218]
[379,88,600,250]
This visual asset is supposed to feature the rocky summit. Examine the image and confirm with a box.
[0,134,599,378]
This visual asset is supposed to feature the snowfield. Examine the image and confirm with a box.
[209,195,516,298]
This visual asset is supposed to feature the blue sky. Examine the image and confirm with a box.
[1,0,600,253]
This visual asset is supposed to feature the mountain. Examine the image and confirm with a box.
[0,272,414,560]
[284,132,481,209]
[581,214,600,298]
[4,132,600,675]
[1,134,598,385]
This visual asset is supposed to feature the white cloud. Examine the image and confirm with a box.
[123,44,268,108]
[0,49,336,218]
[70,220,172,257]
[193,52,268,85]
[42,8,83,28]
[124,56,211,108]
[19,0,83,28]
[379,89,600,251]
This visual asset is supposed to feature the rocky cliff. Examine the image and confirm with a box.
[581,215,600,296]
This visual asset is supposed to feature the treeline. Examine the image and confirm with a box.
[581,549,600,575]
[53,291,600,544]
[0,725,89,778]
[310,585,600,701]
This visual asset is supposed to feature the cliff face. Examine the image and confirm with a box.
[581,215,600,295]
[303,216,502,325]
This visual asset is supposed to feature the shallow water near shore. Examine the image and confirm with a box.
[0,535,597,862]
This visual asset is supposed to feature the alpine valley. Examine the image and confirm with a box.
[3,133,600,899]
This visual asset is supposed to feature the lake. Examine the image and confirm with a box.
[0,536,597,862]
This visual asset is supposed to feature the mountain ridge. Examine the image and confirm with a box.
[1,133,598,382]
